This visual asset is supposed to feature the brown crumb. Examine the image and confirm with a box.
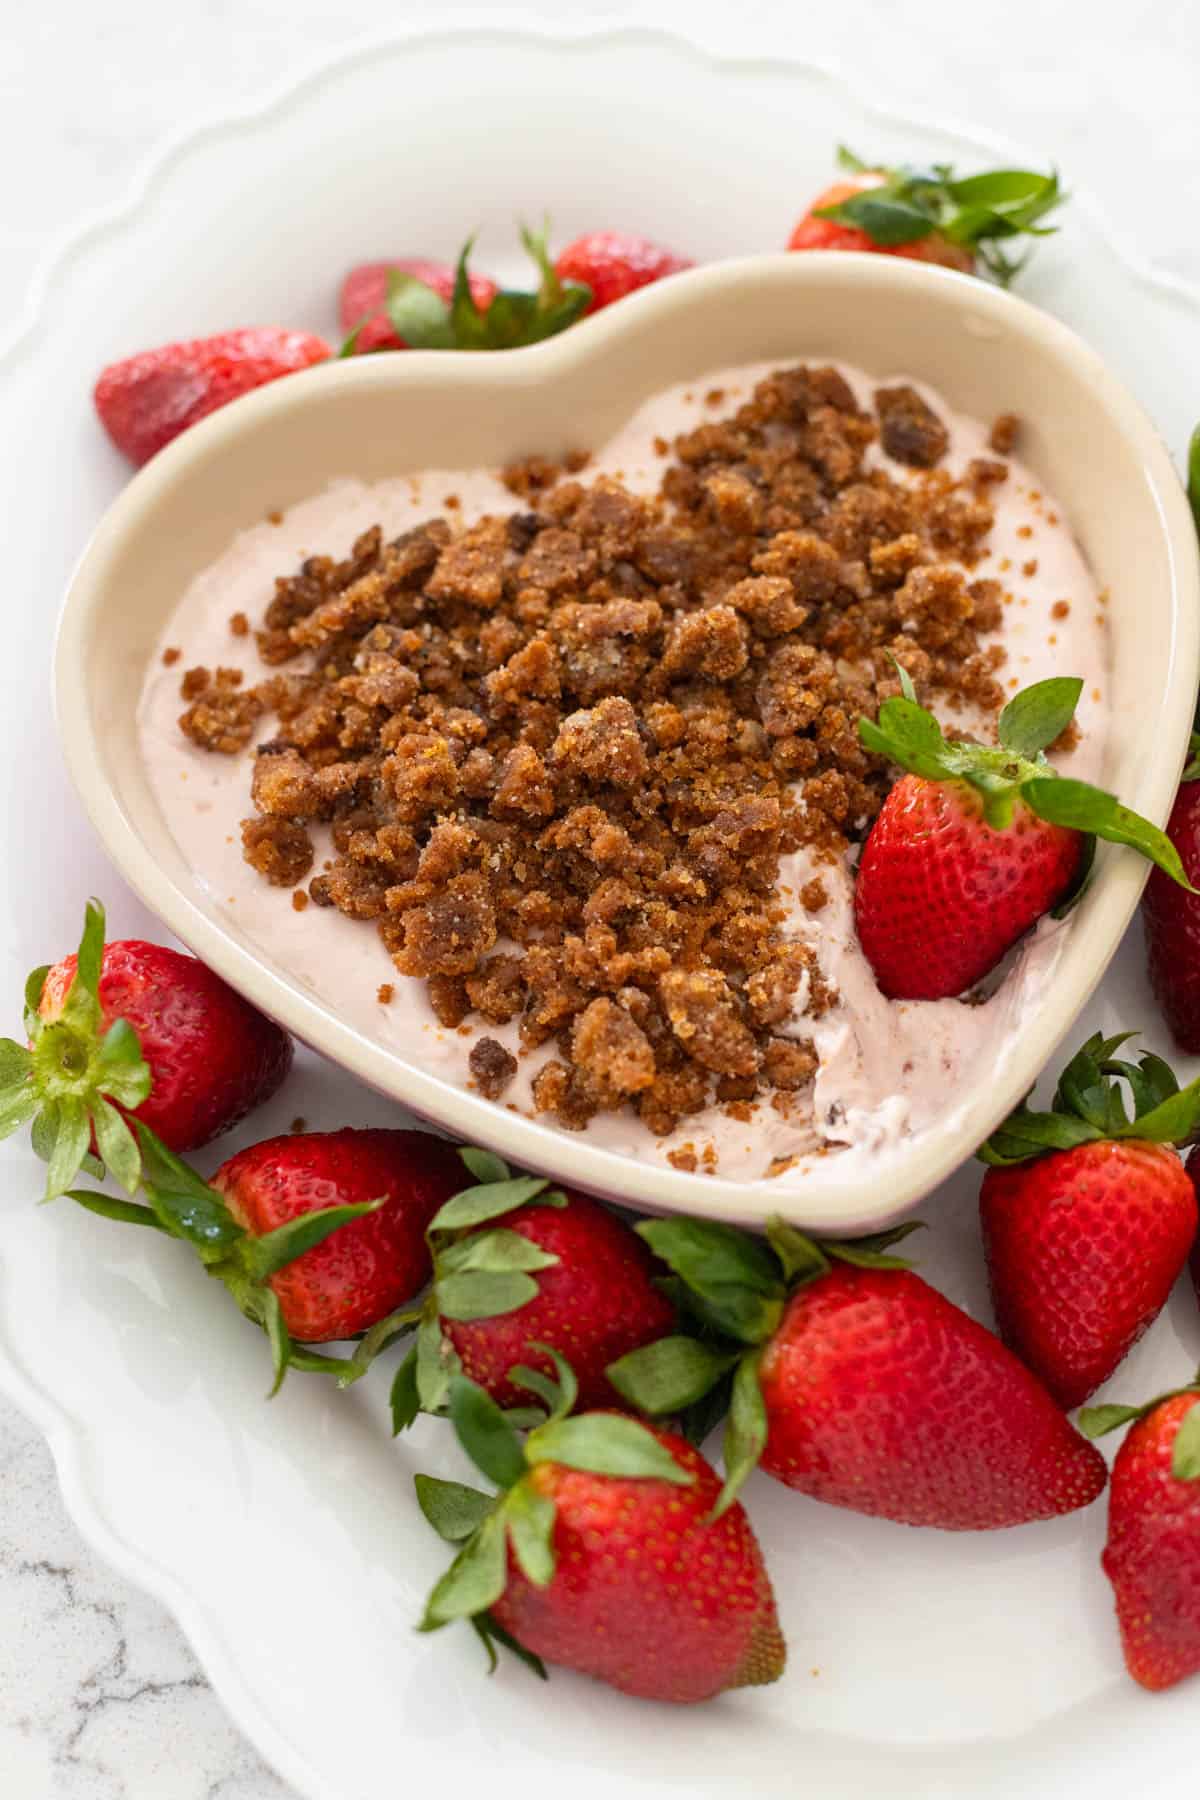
[291,888,309,913]
[667,1146,698,1172]
[653,435,669,456]
[1051,600,1070,620]
[705,387,726,407]
[1016,525,1033,540]
[162,646,181,667]
[988,413,1019,455]
[290,1116,307,1133]
[469,1036,518,1099]
[444,493,461,510]
[230,611,250,637]
[179,362,1024,1135]
[377,982,394,1004]
[267,508,284,526]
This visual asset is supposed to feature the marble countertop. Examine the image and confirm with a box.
[2,2,1195,1794]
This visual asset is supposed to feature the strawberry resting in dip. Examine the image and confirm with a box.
[854,670,1189,1001]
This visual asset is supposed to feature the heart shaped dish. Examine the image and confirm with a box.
[55,253,1200,1232]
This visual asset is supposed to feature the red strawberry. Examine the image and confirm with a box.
[390,1152,676,1428]
[62,1123,463,1389]
[789,178,973,271]
[787,149,1064,284]
[1142,738,1200,1050]
[1082,1382,1200,1690]
[95,328,330,466]
[854,670,1190,1000]
[339,258,499,353]
[337,230,589,354]
[553,231,693,315]
[214,1128,463,1342]
[5,901,291,1203]
[416,1368,785,1702]
[979,1033,1200,1407]
[610,1216,1108,1529]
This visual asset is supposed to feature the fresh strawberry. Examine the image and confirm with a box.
[386,1149,676,1429]
[979,1034,1200,1408]
[854,670,1190,1000]
[788,146,1065,284]
[1082,1378,1200,1689]
[62,1124,462,1388]
[95,327,330,466]
[1,901,291,1202]
[214,1128,463,1343]
[337,230,589,355]
[552,231,693,316]
[1143,734,1200,1051]
[416,1359,785,1702]
[609,1216,1107,1528]
[339,259,499,353]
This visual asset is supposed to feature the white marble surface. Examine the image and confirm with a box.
[2,2,1198,1795]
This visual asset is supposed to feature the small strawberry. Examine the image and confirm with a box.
[337,229,589,355]
[1082,1377,1200,1690]
[1143,733,1200,1051]
[63,1124,462,1389]
[95,327,330,466]
[552,230,693,316]
[609,1216,1108,1528]
[854,670,1190,1000]
[979,1033,1200,1408]
[384,1150,676,1430]
[214,1128,463,1343]
[788,146,1064,284]
[338,258,500,354]
[1,901,291,1202]
[415,1358,785,1702]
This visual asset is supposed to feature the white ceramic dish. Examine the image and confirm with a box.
[55,251,1200,1234]
[6,24,1200,1800]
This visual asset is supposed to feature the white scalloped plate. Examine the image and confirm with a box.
[3,21,1200,1800]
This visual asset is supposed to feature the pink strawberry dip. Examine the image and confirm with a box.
[137,360,1108,1185]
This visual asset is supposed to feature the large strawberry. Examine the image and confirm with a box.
[608,1217,1108,1528]
[338,229,590,355]
[855,671,1190,1000]
[1082,1378,1200,1690]
[63,1125,462,1389]
[552,230,693,315]
[95,327,330,465]
[788,146,1064,284]
[1,901,291,1202]
[381,1150,675,1430]
[415,1358,785,1702]
[1143,733,1200,1051]
[979,1033,1200,1408]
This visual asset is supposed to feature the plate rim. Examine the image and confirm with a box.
[7,18,1200,1800]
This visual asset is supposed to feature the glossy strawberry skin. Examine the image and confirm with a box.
[442,1192,676,1410]
[854,775,1082,999]
[39,942,292,1153]
[338,259,499,353]
[981,1141,1197,1409]
[757,1264,1107,1528]
[788,179,974,270]
[552,232,694,316]
[1102,1393,1200,1690]
[492,1427,784,1702]
[215,1128,463,1342]
[94,329,330,466]
[1143,781,1200,1051]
